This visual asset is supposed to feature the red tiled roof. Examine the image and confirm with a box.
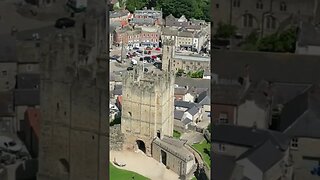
[25,108,40,139]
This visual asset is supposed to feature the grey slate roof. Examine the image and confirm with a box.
[182,118,192,125]
[109,10,129,18]
[212,83,243,105]
[174,100,197,109]
[174,87,188,95]
[197,91,210,105]
[213,50,320,84]
[14,89,40,106]
[113,88,122,96]
[213,124,290,150]
[238,140,284,172]
[175,77,210,89]
[213,154,236,180]
[187,106,199,116]
[130,18,155,25]
[174,110,185,120]
[16,74,40,89]
[0,34,17,62]
[271,83,311,106]
[285,86,320,138]
[0,91,14,116]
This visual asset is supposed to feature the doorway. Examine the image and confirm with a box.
[161,150,167,166]
[136,140,146,153]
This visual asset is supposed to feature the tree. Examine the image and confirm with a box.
[214,22,237,39]
[125,0,149,12]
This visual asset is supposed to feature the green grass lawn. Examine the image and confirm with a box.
[191,176,197,180]
[110,162,149,180]
[192,140,211,167]
[173,130,181,138]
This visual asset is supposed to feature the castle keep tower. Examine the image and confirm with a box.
[37,1,107,180]
[121,64,175,156]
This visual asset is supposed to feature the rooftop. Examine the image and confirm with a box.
[213,50,320,84]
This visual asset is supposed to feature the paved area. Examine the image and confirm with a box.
[0,1,54,35]
[197,112,210,129]
[180,131,205,145]
[110,150,180,180]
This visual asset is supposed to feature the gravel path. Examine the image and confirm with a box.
[110,150,180,180]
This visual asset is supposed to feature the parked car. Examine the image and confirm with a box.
[146,47,152,50]
[0,136,22,152]
[55,17,75,28]
[133,47,139,50]
[139,57,144,61]
[155,47,161,51]
[151,55,157,59]
[127,67,134,71]
[144,68,148,72]
[144,56,151,61]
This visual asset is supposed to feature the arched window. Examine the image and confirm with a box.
[233,0,240,7]
[280,2,287,11]
[256,0,263,9]
[243,14,254,27]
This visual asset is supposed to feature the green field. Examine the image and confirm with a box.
[192,140,211,167]
[109,162,149,180]
[191,176,197,180]
[173,130,181,138]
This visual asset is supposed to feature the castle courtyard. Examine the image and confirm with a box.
[110,150,179,180]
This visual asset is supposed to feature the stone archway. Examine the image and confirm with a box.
[136,140,146,153]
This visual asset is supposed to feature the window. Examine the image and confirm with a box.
[219,113,228,124]
[291,138,298,149]
[233,0,240,7]
[216,3,219,8]
[256,0,263,9]
[218,144,226,152]
[243,14,254,27]
[280,2,287,11]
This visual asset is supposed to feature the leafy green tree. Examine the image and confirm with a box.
[214,22,237,38]
[125,0,149,12]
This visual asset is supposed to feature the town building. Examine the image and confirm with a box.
[165,14,206,31]
[133,7,163,26]
[212,0,320,37]
[213,124,293,180]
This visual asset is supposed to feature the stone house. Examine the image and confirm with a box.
[213,124,293,180]
[110,10,130,25]
[114,26,160,47]
[165,14,205,31]
[282,85,320,180]
[174,87,188,101]
[171,54,210,73]
[212,0,320,37]
[133,7,163,26]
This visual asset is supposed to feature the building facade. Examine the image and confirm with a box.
[212,0,320,37]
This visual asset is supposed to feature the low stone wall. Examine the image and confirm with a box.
[110,124,124,151]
